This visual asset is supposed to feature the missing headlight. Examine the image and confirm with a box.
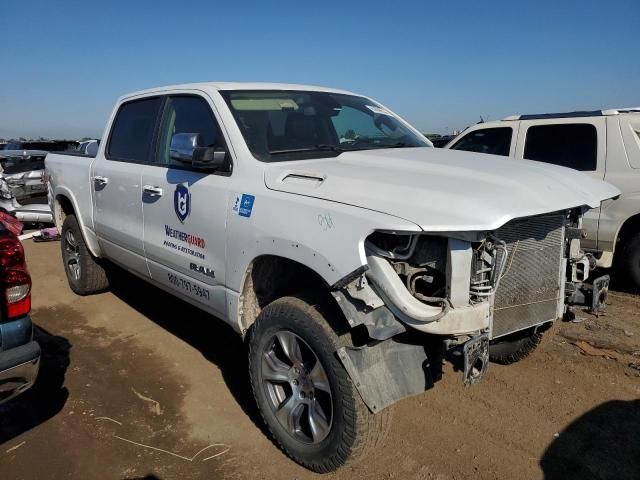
[366,233,448,301]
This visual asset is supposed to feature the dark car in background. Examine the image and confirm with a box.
[0,226,39,405]
[4,140,78,152]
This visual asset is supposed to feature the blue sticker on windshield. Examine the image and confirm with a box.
[233,194,255,218]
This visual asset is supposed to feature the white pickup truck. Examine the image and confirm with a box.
[46,82,619,472]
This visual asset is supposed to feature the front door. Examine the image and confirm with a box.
[93,96,163,275]
[141,94,232,317]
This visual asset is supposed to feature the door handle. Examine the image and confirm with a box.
[143,185,164,196]
[93,175,109,185]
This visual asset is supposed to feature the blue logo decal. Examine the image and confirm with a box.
[174,184,191,223]
[233,193,255,218]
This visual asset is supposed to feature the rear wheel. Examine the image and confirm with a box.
[61,214,109,295]
[248,294,390,472]
[617,231,640,291]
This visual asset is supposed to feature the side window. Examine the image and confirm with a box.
[524,124,597,171]
[156,95,224,167]
[450,127,512,156]
[107,97,162,162]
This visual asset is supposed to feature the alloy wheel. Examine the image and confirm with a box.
[64,230,81,281]
[261,330,333,444]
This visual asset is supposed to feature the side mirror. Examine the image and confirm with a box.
[86,141,99,157]
[170,133,226,171]
[192,147,227,170]
[170,133,203,163]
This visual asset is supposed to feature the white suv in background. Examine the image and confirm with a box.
[446,108,640,290]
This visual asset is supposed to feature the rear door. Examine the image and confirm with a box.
[92,96,163,275]
[515,118,606,249]
[140,93,232,317]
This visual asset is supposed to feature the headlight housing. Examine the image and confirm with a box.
[366,231,447,301]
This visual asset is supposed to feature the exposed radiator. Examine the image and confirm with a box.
[491,214,565,338]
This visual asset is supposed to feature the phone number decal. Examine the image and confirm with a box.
[167,273,210,301]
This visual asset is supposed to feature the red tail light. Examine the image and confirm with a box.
[0,234,31,320]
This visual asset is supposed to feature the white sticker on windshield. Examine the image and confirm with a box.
[366,105,393,116]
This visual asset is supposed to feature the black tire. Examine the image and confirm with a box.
[617,231,640,291]
[60,214,109,295]
[248,294,391,473]
[489,328,545,365]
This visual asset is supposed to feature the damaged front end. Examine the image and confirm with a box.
[0,151,53,224]
[333,209,592,412]
[333,230,501,411]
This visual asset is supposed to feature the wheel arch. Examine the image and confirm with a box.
[616,211,640,248]
[237,254,349,336]
[53,189,102,258]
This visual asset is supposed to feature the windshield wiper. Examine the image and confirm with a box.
[373,142,414,149]
[267,142,415,156]
[268,144,345,155]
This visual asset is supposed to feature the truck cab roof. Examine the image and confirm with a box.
[119,82,358,102]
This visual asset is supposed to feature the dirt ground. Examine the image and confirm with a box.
[1,240,639,480]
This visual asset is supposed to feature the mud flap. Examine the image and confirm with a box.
[463,334,489,386]
[337,339,434,413]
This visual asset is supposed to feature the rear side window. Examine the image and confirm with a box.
[450,127,512,156]
[108,97,162,162]
[524,124,597,171]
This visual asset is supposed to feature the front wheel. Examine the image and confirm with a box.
[489,326,546,365]
[248,294,390,472]
[61,214,109,295]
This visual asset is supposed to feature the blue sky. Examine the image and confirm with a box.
[1,0,638,139]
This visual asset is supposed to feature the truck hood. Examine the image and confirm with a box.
[263,147,620,232]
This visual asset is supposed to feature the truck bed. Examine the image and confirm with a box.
[45,152,97,232]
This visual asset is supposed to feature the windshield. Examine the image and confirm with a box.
[220,90,429,161]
